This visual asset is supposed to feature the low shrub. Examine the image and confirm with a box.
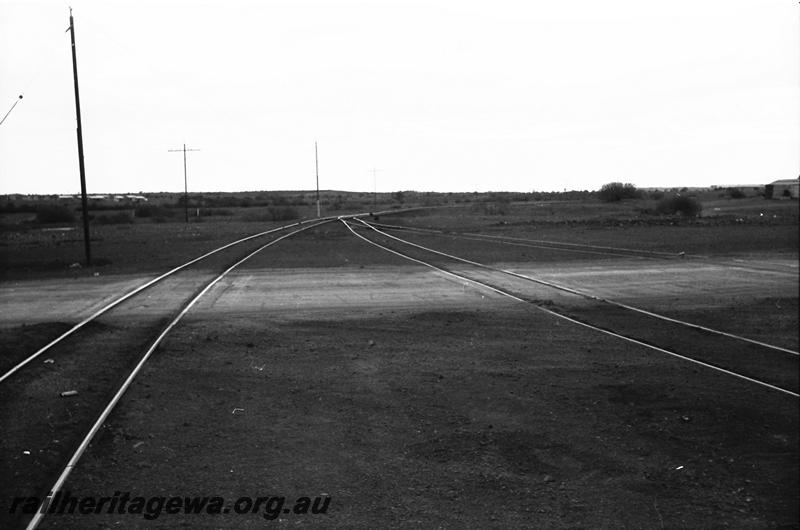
[95,212,133,224]
[656,195,702,217]
[599,182,641,202]
[267,206,299,221]
[135,205,176,219]
[242,206,299,222]
[726,187,746,199]
[482,202,508,215]
[199,208,234,217]
[329,195,346,211]
[35,205,76,224]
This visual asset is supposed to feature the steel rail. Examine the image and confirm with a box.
[342,220,798,398]
[1,208,391,384]
[464,231,799,275]
[365,221,681,259]
[0,219,319,383]
[355,219,799,356]
[24,220,329,530]
[367,221,799,276]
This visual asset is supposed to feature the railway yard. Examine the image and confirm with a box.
[0,200,797,528]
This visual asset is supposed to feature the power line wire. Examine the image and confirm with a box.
[0,95,23,126]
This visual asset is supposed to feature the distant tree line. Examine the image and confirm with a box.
[175,193,308,208]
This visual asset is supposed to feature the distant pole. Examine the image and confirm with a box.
[168,144,200,223]
[315,141,320,217]
[69,8,91,266]
[370,168,382,212]
[182,145,187,222]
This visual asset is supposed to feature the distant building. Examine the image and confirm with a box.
[764,179,799,199]
[110,194,148,203]
[711,184,764,197]
[52,193,148,204]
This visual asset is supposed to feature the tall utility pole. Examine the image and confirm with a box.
[69,8,91,266]
[315,141,320,217]
[168,144,200,223]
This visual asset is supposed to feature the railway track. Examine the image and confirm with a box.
[0,218,336,529]
[358,220,799,355]
[368,221,799,276]
[344,219,799,398]
[2,209,795,527]
[367,221,682,261]
[0,220,314,381]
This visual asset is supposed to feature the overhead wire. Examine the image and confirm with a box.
[0,95,23,126]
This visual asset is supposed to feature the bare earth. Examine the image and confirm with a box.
[3,256,795,326]
[1,221,797,528]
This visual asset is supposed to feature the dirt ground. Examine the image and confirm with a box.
[1,213,798,528]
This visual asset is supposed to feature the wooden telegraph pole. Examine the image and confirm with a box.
[370,167,382,213]
[168,144,200,223]
[68,8,92,266]
[315,141,321,217]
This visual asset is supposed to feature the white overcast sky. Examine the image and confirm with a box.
[0,0,797,194]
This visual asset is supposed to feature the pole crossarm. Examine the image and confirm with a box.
[168,144,201,223]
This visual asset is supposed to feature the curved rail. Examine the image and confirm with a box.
[343,219,798,398]
[355,219,798,356]
[25,220,328,530]
[1,207,398,384]
[368,221,799,276]
[365,221,683,260]
[1,219,319,383]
